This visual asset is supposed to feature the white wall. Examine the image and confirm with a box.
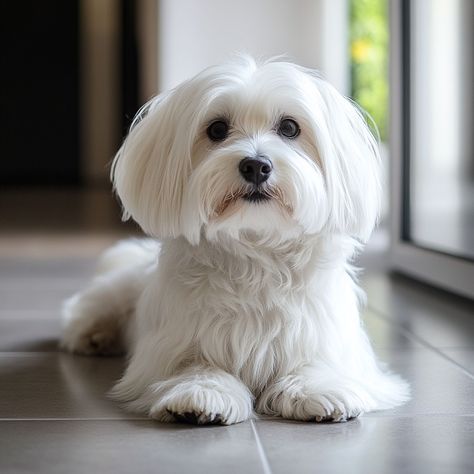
[157,0,349,94]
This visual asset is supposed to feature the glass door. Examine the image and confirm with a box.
[389,0,474,299]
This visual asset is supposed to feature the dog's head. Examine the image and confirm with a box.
[112,56,380,245]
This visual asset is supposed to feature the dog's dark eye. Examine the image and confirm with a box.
[207,120,229,141]
[278,118,300,139]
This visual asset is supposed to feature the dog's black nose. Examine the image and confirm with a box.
[238,156,273,185]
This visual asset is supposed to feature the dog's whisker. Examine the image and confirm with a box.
[214,187,247,217]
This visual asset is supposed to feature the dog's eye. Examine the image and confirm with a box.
[207,120,229,141]
[278,118,300,139]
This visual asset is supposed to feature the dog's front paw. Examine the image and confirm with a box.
[260,391,360,422]
[143,369,254,425]
[257,374,366,423]
[166,410,226,425]
[150,385,252,425]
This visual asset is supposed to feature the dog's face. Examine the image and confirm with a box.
[113,56,380,245]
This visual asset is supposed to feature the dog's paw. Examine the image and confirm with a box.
[147,374,254,425]
[60,295,125,356]
[166,409,226,425]
[61,323,123,356]
[257,375,365,423]
[292,393,362,423]
[264,391,361,422]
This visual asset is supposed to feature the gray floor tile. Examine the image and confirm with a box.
[370,348,474,416]
[0,353,140,419]
[0,287,77,312]
[0,420,264,474]
[0,258,96,279]
[0,258,90,313]
[0,318,60,351]
[0,309,62,320]
[362,310,422,349]
[255,415,474,474]
[362,272,474,349]
[0,274,90,291]
[440,349,474,376]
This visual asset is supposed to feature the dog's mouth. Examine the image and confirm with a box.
[242,189,271,203]
[214,185,293,218]
[214,187,271,216]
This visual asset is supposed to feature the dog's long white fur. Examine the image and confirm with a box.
[61,55,409,424]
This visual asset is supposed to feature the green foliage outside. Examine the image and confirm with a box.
[350,0,389,141]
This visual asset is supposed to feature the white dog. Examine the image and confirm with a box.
[61,55,409,425]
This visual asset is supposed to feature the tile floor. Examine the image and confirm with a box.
[1,191,473,473]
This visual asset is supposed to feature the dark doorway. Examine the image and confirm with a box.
[121,0,140,138]
[0,1,80,185]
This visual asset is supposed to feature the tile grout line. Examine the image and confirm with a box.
[2,413,474,423]
[364,413,474,419]
[0,352,65,356]
[368,304,474,381]
[250,419,273,474]
[0,417,150,422]
[0,315,61,320]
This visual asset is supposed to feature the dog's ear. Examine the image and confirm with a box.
[309,75,382,242]
[111,89,192,238]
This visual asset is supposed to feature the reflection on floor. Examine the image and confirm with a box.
[1,189,473,473]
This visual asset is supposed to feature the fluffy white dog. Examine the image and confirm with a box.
[61,55,409,425]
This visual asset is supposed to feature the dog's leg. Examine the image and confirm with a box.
[256,364,380,422]
[60,240,157,356]
[116,365,254,425]
[60,266,149,355]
